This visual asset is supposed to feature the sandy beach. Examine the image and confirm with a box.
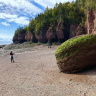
[0,45,96,96]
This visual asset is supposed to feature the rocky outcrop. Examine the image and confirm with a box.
[85,9,96,34]
[55,34,96,73]
[25,31,37,42]
[18,34,26,43]
[56,22,64,41]
[46,27,54,40]
[25,31,33,42]
[69,24,78,38]
[35,28,48,43]
[13,33,26,43]
[76,25,85,36]
[13,35,18,43]
[93,11,96,34]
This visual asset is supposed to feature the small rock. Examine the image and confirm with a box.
[69,79,72,81]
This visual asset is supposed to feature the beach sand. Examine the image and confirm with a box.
[0,45,96,96]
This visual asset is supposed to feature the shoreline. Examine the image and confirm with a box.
[0,45,96,96]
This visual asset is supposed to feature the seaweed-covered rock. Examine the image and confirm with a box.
[55,34,96,73]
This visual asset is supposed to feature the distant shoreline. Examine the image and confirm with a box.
[0,41,12,45]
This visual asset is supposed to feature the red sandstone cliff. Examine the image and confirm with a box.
[76,25,85,36]
[46,27,54,40]
[18,34,26,43]
[13,35,18,43]
[85,9,96,34]
[56,22,64,41]
[69,24,78,38]
[35,29,47,43]
[13,9,96,44]
[25,31,33,42]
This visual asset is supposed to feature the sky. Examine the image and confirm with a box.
[0,0,74,42]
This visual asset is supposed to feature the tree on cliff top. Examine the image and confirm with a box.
[15,27,26,36]
[13,1,86,43]
[78,0,96,10]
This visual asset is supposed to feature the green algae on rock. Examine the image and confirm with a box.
[55,34,96,73]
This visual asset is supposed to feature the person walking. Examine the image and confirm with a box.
[10,51,14,63]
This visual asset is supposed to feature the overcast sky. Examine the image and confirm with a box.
[0,0,74,41]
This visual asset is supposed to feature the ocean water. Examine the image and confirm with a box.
[0,41,12,45]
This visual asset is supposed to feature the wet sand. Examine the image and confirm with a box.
[0,45,96,96]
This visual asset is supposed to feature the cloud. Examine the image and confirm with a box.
[0,0,44,25]
[0,13,29,25]
[33,0,74,8]
[8,16,29,25]
[1,22,10,26]
[0,13,17,19]
[0,0,43,16]
[0,0,74,26]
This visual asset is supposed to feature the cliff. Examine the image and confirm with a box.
[46,27,54,40]
[25,31,37,42]
[76,25,85,36]
[18,34,26,43]
[25,31,33,42]
[69,24,78,38]
[85,9,96,34]
[13,35,18,43]
[13,9,96,44]
[35,28,48,43]
[56,22,64,42]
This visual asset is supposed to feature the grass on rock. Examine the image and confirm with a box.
[55,34,96,61]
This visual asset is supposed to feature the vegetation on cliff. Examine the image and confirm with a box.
[77,0,96,11]
[13,1,86,43]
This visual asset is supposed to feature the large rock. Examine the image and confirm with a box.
[55,34,96,73]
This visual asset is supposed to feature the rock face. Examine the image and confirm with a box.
[35,28,48,43]
[55,34,96,73]
[46,27,54,40]
[69,24,78,38]
[13,33,26,43]
[25,31,33,42]
[76,25,85,36]
[56,22,64,41]
[85,9,96,34]
[13,35,18,43]
[18,34,26,43]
